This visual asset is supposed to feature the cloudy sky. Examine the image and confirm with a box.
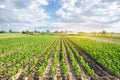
[0,0,120,32]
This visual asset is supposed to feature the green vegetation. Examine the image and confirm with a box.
[0,33,120,79]
[0,36,58,77]
[65,39,94,76]
[64,40,81,76]
[50,40,60,75]
[37,40,58,76]
[60,40,68,76]
[68,36,120,75]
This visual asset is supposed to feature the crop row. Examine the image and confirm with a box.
[64,39,81,76]
[37,40,58,76]
[0,36,55,55]
[23,40,58,78]
[0,36,58,78]
[68,36,120,75]
[60,40,68,76]
[50,40,60,75]
[65,39,94,76]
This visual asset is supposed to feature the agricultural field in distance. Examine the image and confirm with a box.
[0,33,30,38]
[0,33,120,80]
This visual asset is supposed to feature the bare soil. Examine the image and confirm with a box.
[1,39,119,80]
[68,39,120,80]
[63,42,76,80]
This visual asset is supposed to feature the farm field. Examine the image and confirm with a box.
[0,0,120,80]
[0,35,120,80]
[0,33,30,38]
[78,36,120,44]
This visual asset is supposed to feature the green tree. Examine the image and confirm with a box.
[54,30,59,33]
[0,30,7,33]
[9,29,13,33]
[46,30,50,35]
[101,30,107,34]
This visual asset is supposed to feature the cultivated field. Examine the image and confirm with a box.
[0,35,120,80]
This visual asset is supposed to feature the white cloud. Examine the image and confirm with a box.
[56,0,120,23]
[0,0,49,23]
[0,4,5,8]
[54,0,120,32]
[49,21,109,32]
[0,0,120,32]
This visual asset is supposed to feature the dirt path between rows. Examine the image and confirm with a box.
[0,47,21,58]
[68,39,119,80]
[55,51,63,80]
[39,53,53,80]
[9,41,57,80]
[47,48,63,80]
[38,41,58,80]
[63,42,76,80]
[25,41,57,80]
[64,39,92,80]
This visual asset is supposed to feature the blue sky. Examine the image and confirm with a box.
[0,0,120,32]
[43,0,61,23]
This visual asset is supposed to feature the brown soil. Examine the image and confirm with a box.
[1,39,119,80]
[24,41,57,80]
[64,40,93,80]
[10,69,24,80]
[68,39,119,80]
[0,49,19,58]
[39,40,62,80]
[63,42,76,80]
[39,52,54,80]
[24,40,58,80]
[8,41,57,80]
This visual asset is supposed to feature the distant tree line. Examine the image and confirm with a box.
[77,30,118,35]
[0,29,19,33]
[76,30,120,37]
[0,29,119,35]
[0,29,69,35]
